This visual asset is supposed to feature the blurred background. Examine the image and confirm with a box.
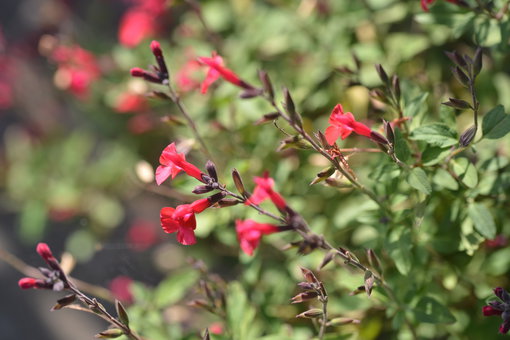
[1,0,510,339]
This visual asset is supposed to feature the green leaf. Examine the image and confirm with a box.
[410,124,458,147]
[226,282,262,340]
[421,146,450,166]
[404,92,428,118]
[407,168,431,195]
[452,158,478,188]
[468,203,496,239]
[433,168,459,191]
[413,297,456,324]
[393,128,410,163]
[387,228,412,276]
[482,105,510,139]
[154,269,199,308]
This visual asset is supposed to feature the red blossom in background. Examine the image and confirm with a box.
[197,52,253,93]
[324,104,371,145]
[127,220,159,251]
[236,219,279,256]
[50,44,101,99]
[114,92,149,113]
[421,0,461,11]
[176,56,201,93]
[485,234,508,249]
[246,171,287,210]
[155,142,204,185]
[109,276,134,304]
[0,25,13,110]
[160,198,212,245]
[118,0,167,47]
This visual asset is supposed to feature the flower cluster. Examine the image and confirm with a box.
[49,44,101,99]
[131,41,169,84]
[482,287,510,334]
[18,243,68,291]
[245,171,287,211]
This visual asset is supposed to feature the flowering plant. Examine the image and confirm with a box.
[3,1,510,339]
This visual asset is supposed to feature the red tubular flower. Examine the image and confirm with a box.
[236,219,279,256]
[197,52,253,93]
[160,198,212,245]
[483,287,510,334]
[324,104,372,145]
[155,142,204,185]
[36,243,55,261]
[245,171,287,210]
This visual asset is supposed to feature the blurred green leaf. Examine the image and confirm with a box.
[154,269,199,308]
[482,105,510,139]
[468,203,496,239]
[407,168,431,195]
[414,297,456,324]
[226,281,262,340]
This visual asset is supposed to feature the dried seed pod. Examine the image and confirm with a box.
[258,70,274,100]
[473,47,483,78]
[205,160,218,182]
[451,66,470,87]
[459,125,477,147]
[442,98,472,110]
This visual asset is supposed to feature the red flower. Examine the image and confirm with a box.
[50,44,100,99]
[245,171,287,210]
[236,219,279,256]
[155,142,204,185]
[176,58,201,93]
[127,220,159,251]
[485,234,508,249]
[324,104,371,145]
[114,92,148,113]
[197,52,252,93]
[118,0,166,47]
[109,276,134,304]
[160,198,212,245]
[421,0,461,11]
[483,305,503,316]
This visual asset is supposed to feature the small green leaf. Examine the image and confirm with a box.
[452,158,478,188]
[433,168,458,191]
[482,105,510,139]
[468,203,496,239]
[154,269,199,308]
[393,128,410,163]
[414,297,456,324]
[226,282,262,340]
[407,168,431,195]
[410,123,458,147]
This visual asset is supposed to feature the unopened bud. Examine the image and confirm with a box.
[459,125,477,147]
[232,169,248,197]
[290,291,319,303]
[296,308,323,319]
[258,70,274,100]
[52,294,77,310]
[95,328,124,338]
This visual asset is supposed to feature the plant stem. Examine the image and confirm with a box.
[166,84,213,161]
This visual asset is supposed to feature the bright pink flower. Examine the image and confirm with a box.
[156,142,204,185]
[324,104,372,145]
[36,243,55,261]
[421,0,460,11]
[115,92,148,113]
[160,198,212,245]
[109,276,134,304]
[236,219,279,255]
[118,0,166,47]
[197,52,251,93]
[50,45,100,99]
[209,322,224,335]
[246,171,287,210]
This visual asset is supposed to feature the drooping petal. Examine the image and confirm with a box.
[155,165,175,185]
[177,227,196,245]
[325,125,343,145]
[160,207,180,233]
